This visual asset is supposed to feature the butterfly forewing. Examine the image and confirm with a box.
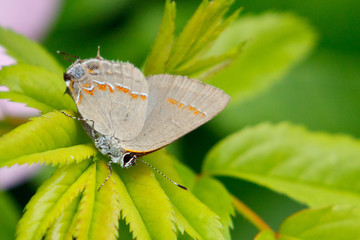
[119,74,230,152]
[68,60,149,140]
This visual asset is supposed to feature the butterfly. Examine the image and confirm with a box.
[61,48,230,190]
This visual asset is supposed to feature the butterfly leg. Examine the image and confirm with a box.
[60,110,96,139]
[98,161,113,191]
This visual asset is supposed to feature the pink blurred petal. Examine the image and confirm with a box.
[0,164,41,189]
[0,0,61,40]
[0,46,16,68]
[0,47,40,120]
[0,0,61,189]
[0,99,40,119]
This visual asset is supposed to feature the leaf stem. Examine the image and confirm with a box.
[232,195,274,232]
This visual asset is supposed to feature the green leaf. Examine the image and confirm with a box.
[16,160,94,240]
[203,123,360,207]
[0,144,97,168]
[164,0,209,71]
[143,0,176,75]
[0,191,20,240]
[278,205,360,240]
[14,148,232,240]
[87,161,122,240]
[192,177,235,240]
[166,0,236,71]
[141,0,243,78]
[65,159,119,240]
[0,111,90,166]
[172,43,244,79]
[115,156,176,240]
[145,151,225,240]
[183,7,241,64]
[180,176,237,238]
[0,64,76,113]
[45,195,81,240]
[45,160,121,240]
[207,12,317,104]
[0,27,63,73]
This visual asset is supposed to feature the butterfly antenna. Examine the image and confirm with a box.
[98,161,113,191]
[57,51,80,62]
[137,159,188,190]
[96,45,103,60]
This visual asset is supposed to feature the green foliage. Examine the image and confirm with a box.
[256,205,360,240]
[143,0,242,78]
[0,191,20,240]
[207,12,317,104]
[203,123,360,208]
[0,111,92,167]
[0,28,62,73]
[0,64,76,113]
[2,0,358,239]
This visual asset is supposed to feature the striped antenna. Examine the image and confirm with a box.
[137,159,188,190]
[57,50,79,62]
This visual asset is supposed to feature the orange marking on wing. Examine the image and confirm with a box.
[188,106,195,111]
[108,85,114,93]
[194,110,200,115]
[178,103,184,109]
[140,95,147,100]
[202,113,206,117]
[69,81,74,93]
[124,149,148,153]
[89,69,95,74]
[97,84,107,91]
[84,89,94,95]
[168,98,178,105]
[82,83,91,88]
[77,92,82,105]
[116,86,129,93]
[130,93,138,99]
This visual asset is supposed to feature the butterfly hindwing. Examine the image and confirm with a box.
[119,74,230,152]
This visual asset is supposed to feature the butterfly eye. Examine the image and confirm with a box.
[123,153,133,164]
[63,73,71,81]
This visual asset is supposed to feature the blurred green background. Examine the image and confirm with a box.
[1,0,359,239]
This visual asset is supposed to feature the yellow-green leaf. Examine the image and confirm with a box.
[0,64,76,112]
[0,144,97,168]
[46,195,81,240]
[207,12,317,104]
[143,0,176,75]
[278,205,360,240]
[203,123,360,207]
[0,111,90,166]
[16,160,93,240]
[193,177,235,240]
[115,157,176,240]
[88,160,121,240]
[0,27,63,73]
[146,151,225,240]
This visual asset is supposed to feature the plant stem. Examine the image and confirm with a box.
[232,195,274,232]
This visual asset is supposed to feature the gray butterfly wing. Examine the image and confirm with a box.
[68,59,148,140]
[118,74,230,152]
